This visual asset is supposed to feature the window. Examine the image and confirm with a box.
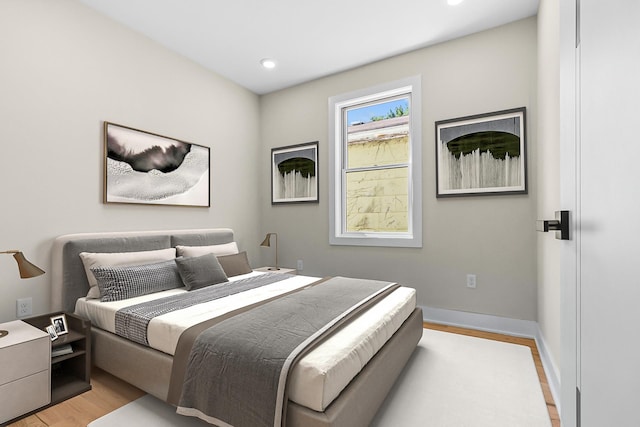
[329,76,422,247]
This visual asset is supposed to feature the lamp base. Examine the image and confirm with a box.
[0,330,8,338]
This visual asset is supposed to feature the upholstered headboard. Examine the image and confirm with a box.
[51,228,235,313]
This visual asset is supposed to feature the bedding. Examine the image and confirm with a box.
[75,271,416,415]
[53,229,423,427]
[174,253,229,290]
[176,242,238,257]
[217,251,252,277]
[75,272,319,355]
[91,259,184,301]
[176,277,400,427]
[79,247,177,298]
[114,273,291,347]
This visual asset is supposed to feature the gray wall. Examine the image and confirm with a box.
[259,18,539,320]
[0,0,261,322]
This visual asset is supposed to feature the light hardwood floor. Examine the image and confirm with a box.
[9,324,560,427]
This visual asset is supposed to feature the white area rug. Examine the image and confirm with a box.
[89,329,550,427]
[371,329,551,427]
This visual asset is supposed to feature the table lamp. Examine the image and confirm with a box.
[259,233,280,271]
[1,250,45,338]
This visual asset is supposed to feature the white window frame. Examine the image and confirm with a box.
[328,76,422,247]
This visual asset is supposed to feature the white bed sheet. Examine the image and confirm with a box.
[75,271,318,355]
[288,285,416,411]
[75,272,416,412]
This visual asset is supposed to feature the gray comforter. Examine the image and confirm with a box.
[176,276,399,427]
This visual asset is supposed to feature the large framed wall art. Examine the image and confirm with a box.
[435,107,527,197]
[271,141,319,204]
[103,122,210,207]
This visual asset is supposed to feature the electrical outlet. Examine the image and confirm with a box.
[297,259,304,271]
[17,297,32,317]
[466,274,477,289]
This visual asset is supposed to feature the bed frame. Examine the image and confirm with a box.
[51,229,423,427]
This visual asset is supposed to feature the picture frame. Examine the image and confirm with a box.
[104,122,210,207]
[46,324,58,341]
[50,314,68,336]
[271,141,319,204]
[435,107,527,197]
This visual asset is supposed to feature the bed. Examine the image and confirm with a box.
[50,228,423,427]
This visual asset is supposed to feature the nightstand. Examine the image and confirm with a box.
[254,266,297,275]
[0,320,51,424]
[23,312,91,408]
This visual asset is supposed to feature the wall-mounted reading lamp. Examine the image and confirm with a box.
[1,250,45,338]
[536,211,570,240]
[260,233,280,271]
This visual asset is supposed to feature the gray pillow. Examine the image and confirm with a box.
[91,259,184,302]
[175,253,229,291]
[217,251,253,277]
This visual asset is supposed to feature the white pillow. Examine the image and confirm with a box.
[175,242,239,258]
[79,248,177,299]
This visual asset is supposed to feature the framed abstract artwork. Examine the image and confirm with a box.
[271,141,319,204]
[435,107,527,197]
[103,122,210,207]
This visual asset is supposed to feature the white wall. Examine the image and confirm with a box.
[536,0,561,378]
[0,0,261,322]
[259,18,539,321]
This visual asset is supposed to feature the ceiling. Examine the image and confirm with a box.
[78,0,539,95]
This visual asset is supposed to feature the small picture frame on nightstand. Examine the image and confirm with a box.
[50,314,68,336]
[46,325,58,341]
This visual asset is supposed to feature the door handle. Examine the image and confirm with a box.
[536,210,570,240]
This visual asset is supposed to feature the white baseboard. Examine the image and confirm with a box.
[533,326,561,415]
[421,305,561,415]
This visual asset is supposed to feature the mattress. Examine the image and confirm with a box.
[75,271,416,412]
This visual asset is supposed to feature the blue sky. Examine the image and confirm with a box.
[347,98,409,124]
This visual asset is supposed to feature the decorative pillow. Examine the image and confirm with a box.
[217,251,253,277]
[91,259,184,302]
[80,248,177,299]
[175,254,229,291]
[175,242,239,258]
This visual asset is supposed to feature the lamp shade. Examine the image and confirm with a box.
[260,233,274,247]
[1,250,45,279]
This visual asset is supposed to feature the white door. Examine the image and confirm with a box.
[574,0,640,425]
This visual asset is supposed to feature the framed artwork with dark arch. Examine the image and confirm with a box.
[435,107,527,197]
[271,141,319,204]
[103,122,210,207]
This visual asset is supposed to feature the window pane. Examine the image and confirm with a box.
[329,75,422,247]
[345,167,409,233]
[346,98,410,169]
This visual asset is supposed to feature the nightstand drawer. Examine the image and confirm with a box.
[0,321,50,385]
[0,370,50,423]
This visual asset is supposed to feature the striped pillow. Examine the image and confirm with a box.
[91,260,184,302]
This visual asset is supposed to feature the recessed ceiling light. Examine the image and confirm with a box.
[448,0,464,5]
[260,58,277,69]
